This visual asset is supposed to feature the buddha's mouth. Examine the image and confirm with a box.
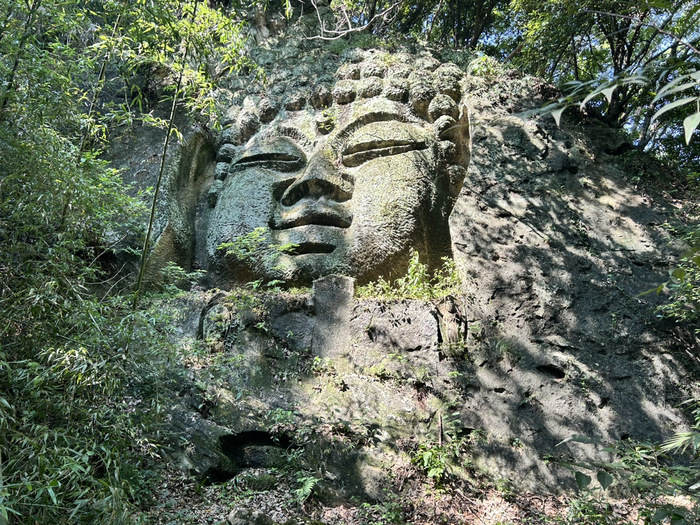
[281,242,336,255]
[270,201,352,230]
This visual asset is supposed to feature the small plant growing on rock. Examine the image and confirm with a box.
[291,472,320,506]
[357,250,461,300]
[412,442,453,483]
[159,262,206,293]
[564,469,617,525]
[217,227,298,285]
[411,412,469,485]
[360,492,406,524]
[310,356,335,376]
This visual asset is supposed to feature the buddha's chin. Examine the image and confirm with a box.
[271,224,347,253]
[262,252,353,287]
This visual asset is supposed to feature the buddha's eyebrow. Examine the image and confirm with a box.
[331,111,418,150]
[258,126,312,149]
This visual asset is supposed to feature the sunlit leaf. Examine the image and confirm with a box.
[655,73,695,100]
[652,81,700,103]
[661,430,700,453]
[47,486,57,505]
[602,86,617,104]
[557,434,603,446]
[582,86,606,106]
[552,107,565,126]
[672,268,686,280]
[683,112,700,144]
[651,97,696,123]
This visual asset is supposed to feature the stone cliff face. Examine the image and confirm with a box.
[108,10,699,509]
[157,48,472,288]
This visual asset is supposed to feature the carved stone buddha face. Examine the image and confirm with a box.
[203,59,470,286]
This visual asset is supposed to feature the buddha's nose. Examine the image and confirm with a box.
[280,152,353,206]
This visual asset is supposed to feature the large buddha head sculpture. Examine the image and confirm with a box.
[162,50,470,288]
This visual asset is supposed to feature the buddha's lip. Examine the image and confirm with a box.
[271,202,352,230]
[282,242,336,255]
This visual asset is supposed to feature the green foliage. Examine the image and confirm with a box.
[219,227,270,260]
[311,356,336,376]
[0,292,180,522]
[558,431,700,525]
[357,250,462,300]
[332,0,508,49]
[411,412,468,485]
[657,243,700,328]
[650,70,700,145]
[0,0,257,521]
[512,0,700,159]
[103,0,249,129]
[218,227,298,282]
[360,493,406,525]
[412,442,453,483]
[662,398,700,455]
[560,469,617,525]
[469,55,504,79]
[291,473,320,505]
[159,262,206,293]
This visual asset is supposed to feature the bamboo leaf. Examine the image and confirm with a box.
[47,486,57,505]
[683,112,700,144]
[652,81,700,103]
[655,73,694,99]
[602,86,616,104]
[651,97,696,123]
[552,107,565,127]
[582,86,606,106]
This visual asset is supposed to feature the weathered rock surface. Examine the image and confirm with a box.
[161,268,696,497]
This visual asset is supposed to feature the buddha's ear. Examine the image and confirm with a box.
[149,132,216,281]
[435,105,471,168]
[435,105,470,202]
[455,105,471,169]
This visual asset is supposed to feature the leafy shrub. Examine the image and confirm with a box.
[558,432,700,525]
[0,62,172,525]
[357,250,462,300]
[657,243,700,330]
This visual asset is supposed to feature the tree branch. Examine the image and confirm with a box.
[584,9,700,56]
[306,0,400,41]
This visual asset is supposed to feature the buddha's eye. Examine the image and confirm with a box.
[341,121,429,168]
[231,137,305,173]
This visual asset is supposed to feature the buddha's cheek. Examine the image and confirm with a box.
[345,153,435,265]
[206,169,278,258]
